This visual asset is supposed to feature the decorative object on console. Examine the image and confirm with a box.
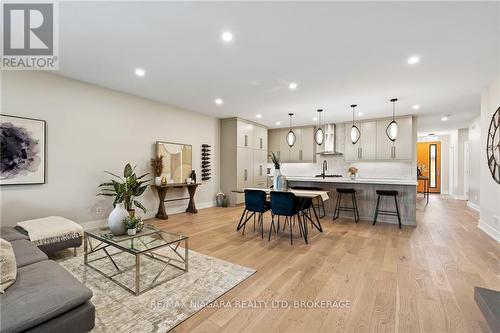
[348,166,358,180]
[0,114,46,185]
[150,154,164,186]
[314,109,325,145]
[486,106,500,184]
[201,144,211,181]
[190,170,197,183]
[156,141,192,183]
[286,113,296,147]
[350,104,361,144]
[97,163,150,220]
[386,98,399,142]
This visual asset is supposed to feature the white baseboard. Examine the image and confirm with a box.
[467,201,480,212]
[80,201,216,231]
[478,220,500,243]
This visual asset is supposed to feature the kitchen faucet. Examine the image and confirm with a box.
[322,160,328,179]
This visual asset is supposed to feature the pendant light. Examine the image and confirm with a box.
[286,113,296,147]
[314,109,325,145]
[350,104,361,144]
[386,98,399,141]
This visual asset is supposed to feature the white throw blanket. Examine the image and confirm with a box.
[17,216,84,246]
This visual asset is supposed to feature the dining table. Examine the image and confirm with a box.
[232,188,330,235]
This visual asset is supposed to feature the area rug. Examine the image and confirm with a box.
[56,248,255,332]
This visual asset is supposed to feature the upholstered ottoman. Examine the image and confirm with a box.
[13,216,83,256]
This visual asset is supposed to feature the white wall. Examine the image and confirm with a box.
[468,116,481,208]
[479,76,500,242]
[456,128,469,199]
[0,71,220,226]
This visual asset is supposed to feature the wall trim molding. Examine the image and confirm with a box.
[477,220,500,243]
[467,201,480,212]
[80,201,216,230]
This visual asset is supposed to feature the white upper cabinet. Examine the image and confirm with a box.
[360,121,377,160]
[345,116,414,161]
[376,116,414,160]
[344,121,376,160]
[299,127,315,161]
[236,120,254,148]
[253,126,268,150]
[268,127,316,163]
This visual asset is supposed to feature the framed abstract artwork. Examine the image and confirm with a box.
[156,141,192,184]
[0,114,46,185]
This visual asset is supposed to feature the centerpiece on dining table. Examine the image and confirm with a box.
[270,152,287,191]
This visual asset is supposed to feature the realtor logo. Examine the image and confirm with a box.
[2,2,58,70]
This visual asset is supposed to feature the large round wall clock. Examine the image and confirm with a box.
[486,106,500,184]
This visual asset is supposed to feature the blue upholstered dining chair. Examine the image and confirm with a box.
[235,189,270,238]
[269,191,308,245]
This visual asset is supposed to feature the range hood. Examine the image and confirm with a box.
[317,123,343,156]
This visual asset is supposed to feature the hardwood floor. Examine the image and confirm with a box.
[150,196,499,333]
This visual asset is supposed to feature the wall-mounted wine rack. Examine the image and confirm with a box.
[201,144,211,181]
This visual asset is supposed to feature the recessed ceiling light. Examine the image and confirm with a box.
[407,56,420,65]
[441,116,448,121]
[214,98,223,105]
[412,104,420,110]
[135,68,145,77]
[256,114,262,119]
[276,121,281,126]
[313,117,317,121]
[358,112,364,116]
[221,31,233,42]
[288,82,298,90]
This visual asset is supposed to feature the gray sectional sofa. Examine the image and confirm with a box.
[0,227,95,333]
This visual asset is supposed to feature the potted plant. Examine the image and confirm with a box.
[270,152,286,191]
[97,163,150,235]
[123,216,142,236]
[348,166,358,180]
[150,155,163,186]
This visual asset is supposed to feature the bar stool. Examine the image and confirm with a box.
[373,190,402,229]
[333,188,359,222]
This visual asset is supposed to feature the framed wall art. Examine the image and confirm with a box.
[0,114,46,185]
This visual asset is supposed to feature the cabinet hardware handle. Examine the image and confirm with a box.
[244,169,247,181]
[360,148,362,159]
[260,138,263,149]
[260,165,262,176]
[299,150,303,160]
[244,135,248,147]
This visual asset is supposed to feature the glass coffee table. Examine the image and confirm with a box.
[84,225,188,295]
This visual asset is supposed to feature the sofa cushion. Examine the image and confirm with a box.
[0,238,17,293]
[10,239,48,268]
[0,260,93,333]
[0,227,29,242]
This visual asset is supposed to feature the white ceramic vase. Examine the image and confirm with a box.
[154,176,162,186]
[108,203,128,236]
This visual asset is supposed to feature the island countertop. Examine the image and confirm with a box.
[286,176,418,225]
[285,176,418,186]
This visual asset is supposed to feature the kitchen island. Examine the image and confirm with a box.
[287,176,418,226]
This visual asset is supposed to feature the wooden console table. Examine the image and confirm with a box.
[151,183,201,220]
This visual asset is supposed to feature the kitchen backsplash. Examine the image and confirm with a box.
[268,155,414,179]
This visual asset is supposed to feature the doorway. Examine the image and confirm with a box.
[417,141,441,193]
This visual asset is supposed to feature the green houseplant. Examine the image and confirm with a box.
[97,163,151,216]
[122,216,142,235]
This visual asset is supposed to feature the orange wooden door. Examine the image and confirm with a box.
[417,141,441,193]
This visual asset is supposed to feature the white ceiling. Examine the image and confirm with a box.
[57,1,500,133]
